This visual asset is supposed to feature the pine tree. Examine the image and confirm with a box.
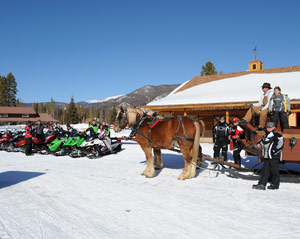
[77,104,83,123]
[32,102,38,113]
[66,96,79,124]
[39,103,46,113]
[107,104,117,124]
[16,98,23,107]
[50,98,55,118]
[200,61,217,76]
[88,107,94,121]
[0,73,18,106]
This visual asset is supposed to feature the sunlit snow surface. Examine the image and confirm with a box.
[1,137,300,239]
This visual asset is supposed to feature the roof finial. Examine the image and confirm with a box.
[253,46,257,59]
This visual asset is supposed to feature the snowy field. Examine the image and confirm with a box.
[0,142,300,239]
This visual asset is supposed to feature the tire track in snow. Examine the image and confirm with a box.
[35,202,44,239]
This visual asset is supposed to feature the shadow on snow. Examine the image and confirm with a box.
[0,171,45,189]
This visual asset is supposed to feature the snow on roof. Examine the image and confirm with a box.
[148,71,300,106]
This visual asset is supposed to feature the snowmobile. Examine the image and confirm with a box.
[0,131,13,150]
[36,132,57,154]
[5,131,25,152]
[48,133,69,154]
[55,132,86,156]
[70,134,99,158]
[12,131,56,154]
[73,135,122,159]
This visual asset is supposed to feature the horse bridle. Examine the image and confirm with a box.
[114,111,128,129]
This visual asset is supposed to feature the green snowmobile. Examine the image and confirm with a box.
[55,132,86,156]
[48,133,69,154]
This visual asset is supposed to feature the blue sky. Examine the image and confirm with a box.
[0,0,299,103]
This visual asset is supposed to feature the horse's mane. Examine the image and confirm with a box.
[125,107,156,126]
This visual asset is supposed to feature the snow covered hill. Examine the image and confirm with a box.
[81,84,180,108]
[86,95,125,104]
[0,142,300,239]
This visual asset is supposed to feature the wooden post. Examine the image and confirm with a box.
[226,110,229,124]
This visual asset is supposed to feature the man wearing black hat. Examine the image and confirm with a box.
[213,115,230,161]
[242,82,274,130]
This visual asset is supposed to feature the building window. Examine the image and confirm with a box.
[0,114,8,118]
[252,64,256,70]
[22,114,29,118]
[297,113,300,127]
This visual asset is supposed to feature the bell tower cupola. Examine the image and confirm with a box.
[249,46,263,72]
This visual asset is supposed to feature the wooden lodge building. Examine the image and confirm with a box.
[146,59,300,141]
[0,106,58,125]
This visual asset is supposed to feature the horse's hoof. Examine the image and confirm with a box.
[177,174,186,180]
[141,170,155,178]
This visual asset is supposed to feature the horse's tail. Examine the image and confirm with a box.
[192,120,201,165]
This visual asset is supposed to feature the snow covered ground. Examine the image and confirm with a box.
[0,142,300,239]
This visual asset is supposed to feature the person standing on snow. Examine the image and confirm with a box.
[25,121,33,156]
[269,86,290,131]
[252,121,284,190]
[35,120,45,141]
[229,117,244,166]
[213,115,230,161]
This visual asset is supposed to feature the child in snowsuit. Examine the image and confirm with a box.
[213,115,230,161]
[253,121,284,190]
[229,117,244,166]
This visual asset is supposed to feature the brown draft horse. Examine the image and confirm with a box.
[114,107,205,180]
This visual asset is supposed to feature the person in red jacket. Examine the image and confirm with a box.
[229,117,244,166]
[25,121,33,156]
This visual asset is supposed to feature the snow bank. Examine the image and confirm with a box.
[0,143,299,239]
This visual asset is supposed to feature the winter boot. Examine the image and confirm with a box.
[267,184,279,190]
[252,184,266,190]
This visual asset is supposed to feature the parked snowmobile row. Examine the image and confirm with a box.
[0,129,122,158]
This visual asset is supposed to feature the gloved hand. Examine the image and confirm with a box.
[288,111,292,115]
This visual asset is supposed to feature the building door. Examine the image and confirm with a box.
[297,113,300,127]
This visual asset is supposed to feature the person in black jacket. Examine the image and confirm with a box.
[213,115,230,161]
[54,122,64,135]
[66,124,78,137]
[253,121,284,190]
[35,120,45,141]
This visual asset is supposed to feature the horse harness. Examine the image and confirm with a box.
[129,114,195,147]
